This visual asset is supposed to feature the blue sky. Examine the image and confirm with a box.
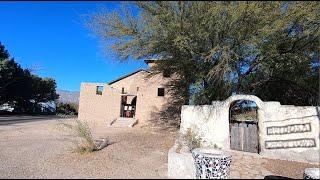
[0,2,147,92]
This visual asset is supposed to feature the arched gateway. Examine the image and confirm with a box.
[169,95,319,178]
[225,95,264,153]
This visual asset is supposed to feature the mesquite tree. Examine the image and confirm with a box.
[88,1,319,124]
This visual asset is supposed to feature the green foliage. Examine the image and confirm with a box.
[232,111,257,121]
[0,42,59,113]
[87,1,319,128]
[0,43,30,105]
[88,1,319,107]
[184,128,202,150]
[56,102,78,116]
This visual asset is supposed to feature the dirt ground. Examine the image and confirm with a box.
[228,149,320,179]
[262,158,320,179]
[0,117,178,178]
[0,116,318,179]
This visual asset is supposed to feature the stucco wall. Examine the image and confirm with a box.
[78,70,173,126]
[168,139,196,179]
[180,95,320,163]
[110,71,171,124]
[78,83,121,126]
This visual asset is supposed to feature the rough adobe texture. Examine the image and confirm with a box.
[78,83,121,127]
[78,62,173,127]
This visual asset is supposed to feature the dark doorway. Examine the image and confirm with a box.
[120,95,137,118]
[229,100,259,153]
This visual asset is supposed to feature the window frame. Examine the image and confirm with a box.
[96,86,104,95]
[157,87,165,97]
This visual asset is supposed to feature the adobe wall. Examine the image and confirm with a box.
[180,95,320,163]
[78,70,173,126]
[110,71,171,125]
[78,83,121,126]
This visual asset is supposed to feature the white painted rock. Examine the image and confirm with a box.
[304,168,320,179]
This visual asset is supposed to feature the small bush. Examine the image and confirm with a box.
[184,128,202,150]
[60,120,110,154]
[56,102,78,116]
[231,111,257,122]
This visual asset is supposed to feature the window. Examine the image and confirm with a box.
[122,87,125,94]
[96,86,103,95]
[158,88,165,97]
[137,87,139,92]
[163,69,171,78]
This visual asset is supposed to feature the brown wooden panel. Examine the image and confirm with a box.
[230,123,242,151]
[243,123,250,152]
[244,123,258,153]
[250,124,259,153]
[230,122,259,153]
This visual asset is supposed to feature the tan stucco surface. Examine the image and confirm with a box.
[78,68,172,126]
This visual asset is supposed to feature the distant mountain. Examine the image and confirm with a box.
[56,89,80,104]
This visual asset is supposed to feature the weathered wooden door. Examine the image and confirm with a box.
[230,122,259,153]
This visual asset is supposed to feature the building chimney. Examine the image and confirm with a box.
[144,59,156,68]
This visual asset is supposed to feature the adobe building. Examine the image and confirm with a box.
[78,60,172,127]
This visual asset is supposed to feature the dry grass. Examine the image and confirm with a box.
[184,128,202,150]
[59,120,110,154]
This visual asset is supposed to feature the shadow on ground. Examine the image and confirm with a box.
[0,115,65,125]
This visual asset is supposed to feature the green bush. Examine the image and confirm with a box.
[56,102,78,115]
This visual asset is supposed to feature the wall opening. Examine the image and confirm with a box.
[96,86,103,95]
[229,100,259,153]
[120,95,137,118]
[158,88,165,97]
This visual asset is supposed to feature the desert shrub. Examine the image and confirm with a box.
[232,111,257,121]
[56,102,78,116]
[184,128,202,150]
[60,120,111,154]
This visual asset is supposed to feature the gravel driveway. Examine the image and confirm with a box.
[0,117,178,178]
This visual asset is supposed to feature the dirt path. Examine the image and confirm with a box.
[228,150,320,179]
[0,118,178,178]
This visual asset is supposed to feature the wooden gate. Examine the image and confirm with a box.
[230,122,259,153]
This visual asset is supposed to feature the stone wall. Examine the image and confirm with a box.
[179,95,320,163]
